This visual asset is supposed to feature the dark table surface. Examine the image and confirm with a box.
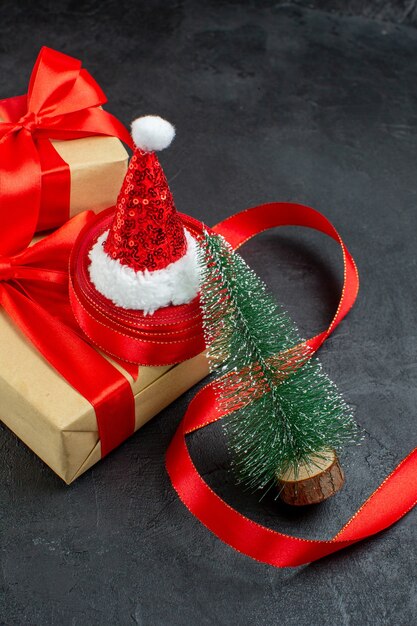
[1,2,416,625]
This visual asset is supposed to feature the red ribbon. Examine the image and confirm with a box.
[0,47,133,253]
[0,212,135,457]
[69,209,207,366]
[166,202,417,567]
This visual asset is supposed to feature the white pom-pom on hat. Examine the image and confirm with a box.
[131,115,175,152]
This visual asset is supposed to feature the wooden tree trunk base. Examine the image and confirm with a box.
[277,450,345,506]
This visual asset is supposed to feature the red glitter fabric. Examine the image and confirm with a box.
[103,148,187,272]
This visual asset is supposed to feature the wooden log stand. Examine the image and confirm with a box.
[277,450,345,506]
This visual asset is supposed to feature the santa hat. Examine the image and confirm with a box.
[88,115,199,315]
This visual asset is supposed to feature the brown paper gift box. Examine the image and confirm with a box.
[49,135,129,225]
[0,305,209,483]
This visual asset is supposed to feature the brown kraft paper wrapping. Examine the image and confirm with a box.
[0,306,209,483]
[51,135,129,222]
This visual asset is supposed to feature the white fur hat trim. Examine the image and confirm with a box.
[88,229,199,315]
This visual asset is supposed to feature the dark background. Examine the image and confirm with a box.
[1,1,416,624]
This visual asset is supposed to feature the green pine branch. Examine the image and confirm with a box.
[198,230,360,491]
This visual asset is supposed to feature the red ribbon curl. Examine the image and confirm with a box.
[0,47,133,253]
[166,202,417,567]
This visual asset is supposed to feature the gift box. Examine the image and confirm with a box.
[0,47,132,237]
[0,308,208,483]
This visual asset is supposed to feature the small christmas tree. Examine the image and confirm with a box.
[198,230,359,494]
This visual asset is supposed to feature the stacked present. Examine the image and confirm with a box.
[0,47,208,484]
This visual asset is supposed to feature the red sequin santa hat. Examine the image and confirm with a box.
[88,115,199,315]
[69,115,207,366]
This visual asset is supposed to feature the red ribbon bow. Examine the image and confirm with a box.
[0,47,133,255]
[0,212,136,457]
